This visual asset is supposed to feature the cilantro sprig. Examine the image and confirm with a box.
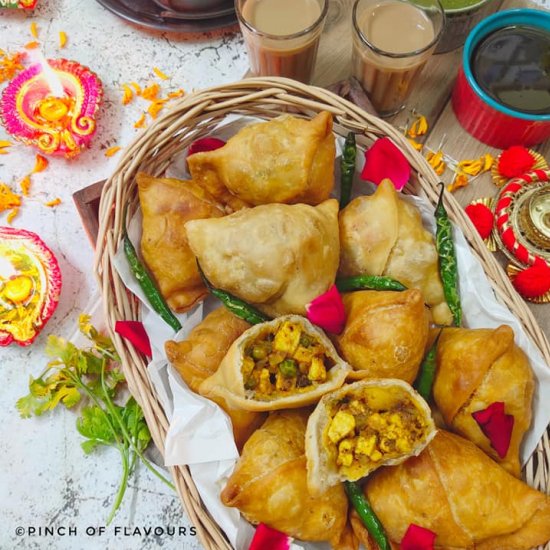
[16,314,174,524]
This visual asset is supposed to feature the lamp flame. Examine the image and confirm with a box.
[29,49,65,98]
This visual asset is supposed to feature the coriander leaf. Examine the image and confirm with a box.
[76,406,118,444]
[81,439,103,455]
[45,334,78,364]
[16,394,45,418]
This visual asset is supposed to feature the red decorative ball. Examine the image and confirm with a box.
[498,146,536,179]
[512,261,550,299]
[465,203,494,240]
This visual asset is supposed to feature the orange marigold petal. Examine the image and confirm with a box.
[130,82,142,95]
[6,208,19,224]
[448,172,469,193]
[33,154,48,173]
[30,21,38,39]
[407,138,423,152]
[134,113,146,129]
[483,153,494,171]
[59,31,67,48]
[0,140,12,148]
[167,89,185,99]
[407,114,429,138]
[104,146,121,157]
[45,198,61,207]
[147,100,165,119]
[0,182,22,212]
[153,67,169,80]
[20,175,32,196]
[24,41,39,49]
[141,83,160,100]
[121,84,133,105]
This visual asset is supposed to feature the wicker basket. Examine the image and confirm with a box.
[94,77,550,550]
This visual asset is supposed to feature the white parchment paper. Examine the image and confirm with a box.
[112,117,550,550]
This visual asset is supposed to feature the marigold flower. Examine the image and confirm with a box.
[407,114,428,139]
[134,113,146,129]
[147,99,166,119]
[141,83,160,101]
[121,84,133,105]
[447,172,469,193]
[59,31,67,48]
[407,138,423,152]
[32,154,48,173]
[24,41,39,49]
[0,182,22,213]
[45,198,61,207]
[20,175,31,196]
[130,82,142,95]
[0,50,25,84]
[426,150,446,175]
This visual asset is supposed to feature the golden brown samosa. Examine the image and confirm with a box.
[433,325,534,477]
[138,172,224,312]
[305,378,436,496]
[185,199,339,317]
[351,431,550,550]
[339,179,453,326]
[187,112,335,210]
[332,289,429,382]
[165,307,265,450]
[200,315,351,412]
[221,409,355,549]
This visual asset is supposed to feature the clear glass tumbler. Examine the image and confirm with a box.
[235,0,328,84]
[352,0,445,117]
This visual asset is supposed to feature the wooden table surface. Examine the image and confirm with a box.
[311,0,550,340]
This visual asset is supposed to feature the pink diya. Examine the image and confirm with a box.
[0,58,102,158]
[0,226,62,346]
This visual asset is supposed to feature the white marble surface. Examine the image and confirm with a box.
[0,2,247,548]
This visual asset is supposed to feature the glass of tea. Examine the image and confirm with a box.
[235,0,328,84]
[352,0,445,117]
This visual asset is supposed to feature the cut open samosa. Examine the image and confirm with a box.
[305,378,435,495]
[199,315,351,412]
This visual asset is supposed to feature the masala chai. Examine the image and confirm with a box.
[352,0,444,116]
[236,0,327,83]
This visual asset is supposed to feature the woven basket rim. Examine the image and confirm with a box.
[94,76,550,550]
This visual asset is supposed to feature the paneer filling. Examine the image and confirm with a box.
[242,321,335,399]
[325,389,429,477]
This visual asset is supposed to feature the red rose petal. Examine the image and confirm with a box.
[187,137,225,156]
[306,284,346,334]
[249,524,292,550]
[472,401,514,459]
[401,524,437,550]
[115,320,152,358]
[498,146,536,179]
[360,137,411,191]
[511,260,550,299]
[465,203,495,240]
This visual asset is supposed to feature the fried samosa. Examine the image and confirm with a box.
[165,307,265,450]
[137,172,224,312]
[433,325,534,477]
[221,409,355,549]
[352,430,550,550]
[187,112,335,210]
[305,379,435,496]
[339,179,453,325]
[332,289,429,382]
[199,315,351,412]
[185,199,339,317]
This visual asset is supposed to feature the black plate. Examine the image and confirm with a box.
[95,0,237,33]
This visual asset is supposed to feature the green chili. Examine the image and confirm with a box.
[123,234,182,333]
[336,275,407,293]
[339,131,357,209]
[435,182,462,327]
[344,481,390,550]
[414,329,443,401]
[198,263,270,325]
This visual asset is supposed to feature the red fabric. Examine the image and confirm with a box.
[512,261,550,299]
[187,137,226,156]
[465,203,494,240]
[401,524,437,550]
[115,321,152,357]
[249,524,291,550]
[360,137,411,191]
[472,402,514,459]
[498,146,536,179]
[306,284,346,334]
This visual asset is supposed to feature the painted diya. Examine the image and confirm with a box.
[0,58,102,158]
[0,226,62,346]
[493,169,550,302]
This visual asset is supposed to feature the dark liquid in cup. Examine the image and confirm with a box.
[472,25,550,115]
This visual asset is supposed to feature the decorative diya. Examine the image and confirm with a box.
[0,58,102,158]
[493,170,550,267]
[0,226,62,346]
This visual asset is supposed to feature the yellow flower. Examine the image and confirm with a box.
[407,114,428,138]
[447,172,469,193]
[426,150,446,175]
